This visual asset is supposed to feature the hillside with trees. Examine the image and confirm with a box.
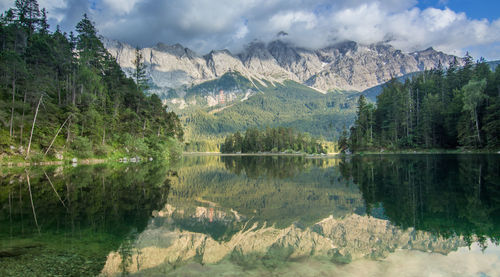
[181,79,357,147]
[0,0,183,162]
[340,56,500,152]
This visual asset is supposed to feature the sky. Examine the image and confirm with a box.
[1,0,499,60]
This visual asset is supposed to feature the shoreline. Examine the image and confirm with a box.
[2,149,498,167]
[183,150,500,156]
[0,158,111,168]
[183,152,338,156]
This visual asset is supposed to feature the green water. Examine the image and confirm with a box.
[0,155,499,276]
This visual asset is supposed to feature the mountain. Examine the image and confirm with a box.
[104,39,462,94]
[104,39,463,143]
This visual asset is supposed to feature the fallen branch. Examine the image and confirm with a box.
[26,94,43,159]
[44,114,72,156]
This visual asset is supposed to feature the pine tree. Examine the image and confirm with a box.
[14,0,40,35]
[133,46,148,91]
[39,8,49,34]
[337,125,349,153]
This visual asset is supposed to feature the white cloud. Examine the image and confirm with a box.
[1,0,499,59]
[102,0,143,15]
[269,11,317,31]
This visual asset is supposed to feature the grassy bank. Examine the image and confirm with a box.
[0,138,183,167]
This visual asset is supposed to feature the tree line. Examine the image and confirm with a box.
[339,56,500,152]
[221,127,325,154]
[0,0,183,160]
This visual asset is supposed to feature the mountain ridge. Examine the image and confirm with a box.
[104,38,463,94]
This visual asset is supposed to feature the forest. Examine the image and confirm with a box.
[220,127,326,154]
[0,0,183,162]
[341,57,500,152]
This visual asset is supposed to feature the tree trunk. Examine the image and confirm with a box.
[57,74,61,105]
[66,118,72,143]
[102,126,106,145]
[19,90,27,145]
[66,74,70,104]
[416,88,419,127]
[474,108,481,145]
[72,73,76,105]
[10,74,16,137]
[26,94,43,159]
[80,84,83,104]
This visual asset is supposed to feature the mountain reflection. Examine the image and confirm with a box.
[100,155,499,276]
[2,155,499,276]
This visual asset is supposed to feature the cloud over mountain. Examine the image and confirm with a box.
[1,0,499,59]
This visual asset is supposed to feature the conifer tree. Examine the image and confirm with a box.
[133,46,148,91]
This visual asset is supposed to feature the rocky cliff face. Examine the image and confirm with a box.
[104,38,462,94]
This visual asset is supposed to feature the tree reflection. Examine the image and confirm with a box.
[339,154,500,245]
[0,162,173,275]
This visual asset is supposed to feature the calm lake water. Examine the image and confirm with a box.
[0,154,499,276]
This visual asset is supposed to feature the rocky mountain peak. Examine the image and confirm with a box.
[104,38,463,94]
[153,42,196,58]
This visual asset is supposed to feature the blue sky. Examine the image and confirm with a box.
[1,0,499,59]
[417,0,500,21]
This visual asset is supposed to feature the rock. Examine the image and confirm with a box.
[130,157,137,163]
[149,157,153,161]
[71,158,77,163]
[55,152,63,160]
[104,38,463,100]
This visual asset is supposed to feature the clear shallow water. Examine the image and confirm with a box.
[1,155,499,276]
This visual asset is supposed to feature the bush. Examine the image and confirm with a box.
[72,136,93,158]
[94,144,112,157]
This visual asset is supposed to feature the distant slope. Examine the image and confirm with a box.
[177,78,358,140]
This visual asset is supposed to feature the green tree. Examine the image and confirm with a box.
[459,79,487,147]
[15,0,40,35]
[132,46,148,91]
[337,125,349,153]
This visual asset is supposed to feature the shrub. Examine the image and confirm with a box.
[72,136,93,158]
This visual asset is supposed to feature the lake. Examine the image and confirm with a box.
[0,154,499,276]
